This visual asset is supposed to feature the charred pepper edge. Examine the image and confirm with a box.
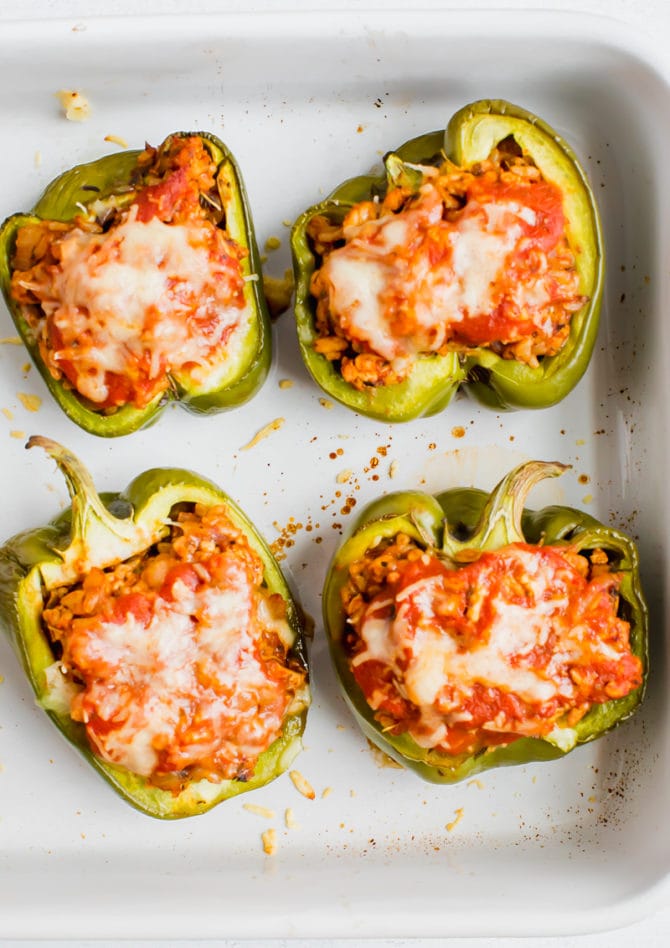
[290,99,604,419]
[0,132,271,438]
[322,461,648,784]
[0,437,310,819]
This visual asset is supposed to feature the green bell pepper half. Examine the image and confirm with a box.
[322,461,647,783]
[291,99,604,420]
[0,437,310,818]
[0,132,271,437]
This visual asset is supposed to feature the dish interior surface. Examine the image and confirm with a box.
[0,11,669,938]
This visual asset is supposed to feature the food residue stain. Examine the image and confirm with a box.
[366,740,403,770]
[240,417,284,450]
[18,393,41,413]
[451,426,466,439]
[446,808,464,832]
[319,398,334,410]
[270,514,321,559]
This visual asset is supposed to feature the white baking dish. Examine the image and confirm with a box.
[0,9,669,938]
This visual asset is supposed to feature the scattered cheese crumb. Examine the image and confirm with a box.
[289,769,315,800]
[265,235,281,252]
[389,459,398,478]
[446,807,464,832]
[104,134,128,149]
[282,219,293,228]
[241,417,285,450]
[22,363,31,374]
[0,337,21,345]
[10,430,25,439]
[243,803,275,819]
[321,787,333,799]
[261,828,277,855]
[0,674,4,684]
[349,789,356,798]
[588,795,597,804]
[582,494,593,505]
[18,393,41,413]
[278,379,293,390]
[56,89,91,122]
[35,150,42,168]
[319,398,334,410]
[336,469,352,484]
[285,808,299,830]
[467,779,484,790]
[2,408,13,420]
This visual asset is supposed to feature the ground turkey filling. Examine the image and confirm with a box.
[308,142,587,389]
[42,504,307,788]
[10,136,249,411]
[341,534,642,756]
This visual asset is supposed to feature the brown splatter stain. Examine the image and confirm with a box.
[271,515,322,559]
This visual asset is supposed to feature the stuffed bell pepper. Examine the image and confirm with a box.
[0,133,271,436]
[0,438,310,818]
[292,100,604,420]
[322,461,647,782]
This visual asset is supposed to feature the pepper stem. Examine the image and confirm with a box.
[27,436,138,552]
[442,460,570,559]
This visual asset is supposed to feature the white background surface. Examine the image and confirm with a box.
[1,0,669,945]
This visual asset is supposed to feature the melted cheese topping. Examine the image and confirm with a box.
[315,168,582,371]
[43,207,251,405]
[67,560,275,777]
[349,543,641,752]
